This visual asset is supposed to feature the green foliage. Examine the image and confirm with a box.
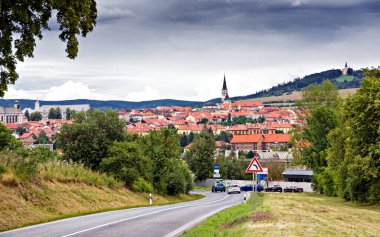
[0,0,97,96]
[143,127,181,194]
[34,131,51,144]
[297,69,380,203]
[186,131,215,181]
[48,107,62,119]
[24,110,30,121]
[132,177,153,193]
[30,111,42,121]
[231,116,256,125]
[0,124,16,150]
[215,131,233,143]
[216,155,248,180]
[16,126,26,136]
[166,159,193,195]
[198,118,209,124]
[297,80,341,112]
[100,141,149,188]
[57,110,125,170]
[65,108,75,120]
[247,150,255,159]
[0,164,6,175]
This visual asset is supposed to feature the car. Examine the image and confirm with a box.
[227,185,241,194]
[265,184,283,192]
[283,186,304,193]
[240,184,264,192]
[212,183,226,192]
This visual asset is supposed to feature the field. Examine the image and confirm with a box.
[336,75,355,82]
[183,192,380,237]
[240,88,358,103]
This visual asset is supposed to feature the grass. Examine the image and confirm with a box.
[0,151,203,232]
[336,75,355,82]
[192,186,212,191]
[240,88,358,103]
[183,192,380,237]
[0,181,203,232]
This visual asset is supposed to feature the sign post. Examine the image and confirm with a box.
[246,156,263,212]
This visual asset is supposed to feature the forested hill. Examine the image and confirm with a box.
[208,69,365,103]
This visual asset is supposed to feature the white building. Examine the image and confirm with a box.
[0,101,24,124]
[22,99,91,119]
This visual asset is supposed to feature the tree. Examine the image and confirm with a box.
[297,80,341,113]
[198,118,209,124]
[215,131,233,143]
[57,110,125,170]
[0,0,97,96]
[186,131,215,181]
[247,150,255,159]
[0,124,15,150]
[30,111,42,121]
[143,127,181,194]
[66,108,75,120]
[48,107,62,119]
[327,69,380,203]
[100,141,150,188]
[24,110,30,121]
[34,131,51,144]
[16,126,27,136]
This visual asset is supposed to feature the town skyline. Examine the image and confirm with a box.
[2,0,379,101]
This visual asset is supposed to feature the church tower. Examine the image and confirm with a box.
[342,62,349,76]
[221,75,230,102]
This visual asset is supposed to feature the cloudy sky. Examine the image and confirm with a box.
[4,0,380,101]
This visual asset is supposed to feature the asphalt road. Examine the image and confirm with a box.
[0,191,249,237]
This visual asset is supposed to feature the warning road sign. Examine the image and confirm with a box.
[246,157,263,173]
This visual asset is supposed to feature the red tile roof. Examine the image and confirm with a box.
[263,134,291,143]
[231,134,263,143]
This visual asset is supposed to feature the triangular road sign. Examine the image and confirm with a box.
[246,157,263,173]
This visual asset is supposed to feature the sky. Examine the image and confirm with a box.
[4,0,380,102]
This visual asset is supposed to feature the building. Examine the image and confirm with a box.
[282,170,313,182]
[230,133,292,152]
[22,99,90,119]
[342,62,349,76]
[0,101,24,124]
[221,74,230,103]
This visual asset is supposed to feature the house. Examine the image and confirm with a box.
[262,134,292,151]
[230,134,264,153]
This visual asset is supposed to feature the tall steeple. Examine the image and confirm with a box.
[221,74,229,102]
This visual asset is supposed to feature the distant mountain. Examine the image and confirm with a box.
[0,68,367,109]
[0,99,203,110]
[208,68,365,103]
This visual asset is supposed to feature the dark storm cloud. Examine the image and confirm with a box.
[97,0,380,36]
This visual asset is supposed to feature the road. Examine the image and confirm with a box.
[0,191,249,237]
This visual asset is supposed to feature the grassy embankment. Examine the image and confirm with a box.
[0,153,202,232]
[183,192,380,237]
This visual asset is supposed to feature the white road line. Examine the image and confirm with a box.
[61,194,230,237]
[1,192,209,235]
[164,192,251,237]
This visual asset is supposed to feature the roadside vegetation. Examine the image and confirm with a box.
[293,68,380,203]
[183,193,380,237]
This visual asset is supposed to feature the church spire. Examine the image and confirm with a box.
[222,74,227,90]
[221,74,229,102]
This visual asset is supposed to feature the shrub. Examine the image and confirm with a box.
[0,164,5,174]
[132,178,153,193]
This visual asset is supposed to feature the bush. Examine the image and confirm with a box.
[0,164,5,174]
[132,178,153,193]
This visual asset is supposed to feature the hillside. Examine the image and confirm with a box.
[0,99,203,110]
[230,69,364,102]
[242,88,357,104]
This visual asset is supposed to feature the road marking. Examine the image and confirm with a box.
[164,192,251,237]
[1,192,209,235]
[61,194,230,237]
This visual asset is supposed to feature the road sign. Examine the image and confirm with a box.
[257,167,269,181]
[213,163,220,178]
[246,157,263,173]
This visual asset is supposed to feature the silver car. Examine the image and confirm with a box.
[227,185,241,194]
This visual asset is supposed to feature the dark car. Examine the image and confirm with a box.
[212,183,226,192]
[240,184,263,192]
[283,186,304,193]
[265,184,283,193]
